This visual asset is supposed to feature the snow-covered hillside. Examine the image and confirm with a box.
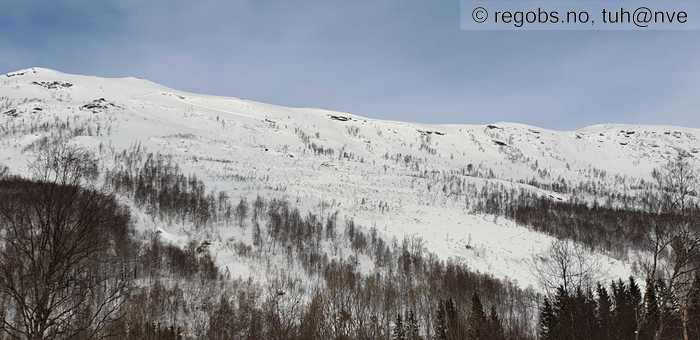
[2,67,698,290]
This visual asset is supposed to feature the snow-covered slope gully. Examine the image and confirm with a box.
[2,67,698,290]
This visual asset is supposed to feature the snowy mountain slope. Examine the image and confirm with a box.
[1,67,698,290]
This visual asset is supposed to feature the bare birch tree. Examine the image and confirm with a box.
[0,145,133,340]
[533,239,601,294]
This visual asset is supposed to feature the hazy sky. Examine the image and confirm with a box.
[1,0,698,129]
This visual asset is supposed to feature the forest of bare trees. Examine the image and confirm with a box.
[0,143,539,339]
[0,140,697,340]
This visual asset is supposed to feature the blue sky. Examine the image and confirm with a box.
[1,0,698,129]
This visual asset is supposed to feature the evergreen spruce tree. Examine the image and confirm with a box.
[629,277,643,338]
[641,279,659,340]
[553,286,573,340]
[596,283,613,340]
[611,279,635,340]
[580,287,599,339]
